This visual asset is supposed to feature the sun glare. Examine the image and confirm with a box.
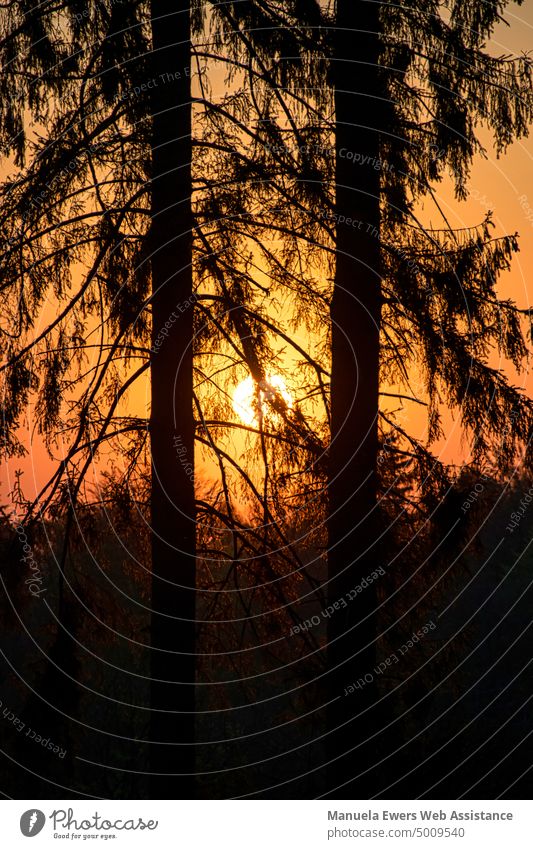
[232,375,293,426]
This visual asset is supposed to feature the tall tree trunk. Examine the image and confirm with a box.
[149,0,196,799]
[327,0,383,797]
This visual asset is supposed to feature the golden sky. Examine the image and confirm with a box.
[418,3,533,465]
[2,3,533,507]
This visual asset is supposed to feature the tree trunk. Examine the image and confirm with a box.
[327,0,383,797]
[149,0,196,799]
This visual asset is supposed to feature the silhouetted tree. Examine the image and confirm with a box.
[2,0,533,802]
[212,0,533,796]
[325,0,533,797]
[0,0,329,799]
[326,0,385,796]
[148,0,196,799]
[0,0,198,798]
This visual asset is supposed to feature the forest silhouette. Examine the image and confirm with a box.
[0,0,532,800]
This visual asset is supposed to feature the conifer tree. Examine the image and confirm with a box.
[2,0,533,799]
[210,0,533,795]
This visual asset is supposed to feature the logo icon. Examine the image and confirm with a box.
[20,810,46,837]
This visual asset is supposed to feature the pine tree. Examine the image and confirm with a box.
[326,0,385,796]
[327,0,533,796]
[0,0,198,797]
[148,0,196,799]
[0,0,330,797]
[211,0,533,795]
[2,0,533,800]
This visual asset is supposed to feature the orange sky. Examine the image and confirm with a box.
[2,4,533,507]
[415,4,533,466]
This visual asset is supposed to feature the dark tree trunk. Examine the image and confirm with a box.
[327,0,383,797]
[149,0,196,799]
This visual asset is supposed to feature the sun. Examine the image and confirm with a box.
[232,374,293,426]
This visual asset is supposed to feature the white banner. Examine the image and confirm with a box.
[1,799,531,848]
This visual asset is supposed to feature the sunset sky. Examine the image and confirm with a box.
[3,2,533,506]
